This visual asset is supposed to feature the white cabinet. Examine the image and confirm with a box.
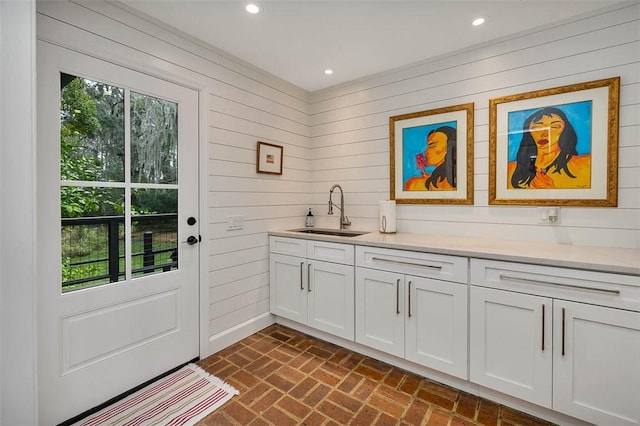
[269,233,640,425]
[269,237,355,340]
[470,259,640,426]
[553,300,640,426]
[270,253,307,323]
[355,268,404,357]
[355,246,468,379]
[406,275,468,379]
[307,260,354,339]
[470,286,552,407]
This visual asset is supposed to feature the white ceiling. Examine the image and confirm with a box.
[121,0,626,92]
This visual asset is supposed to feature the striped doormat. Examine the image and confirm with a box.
[74,364,238,426]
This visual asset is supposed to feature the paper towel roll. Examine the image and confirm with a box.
[379,200,397,233]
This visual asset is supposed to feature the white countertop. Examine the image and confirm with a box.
[269,229,640,276]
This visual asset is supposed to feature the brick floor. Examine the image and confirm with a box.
[196,324,555,426]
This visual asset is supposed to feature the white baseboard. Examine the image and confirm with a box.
[205,312,275,356]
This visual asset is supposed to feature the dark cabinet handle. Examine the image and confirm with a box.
[396,279,400,314]
[541,304,545,351]
[308,263,312,292]
[300,262,304,290]
[408,281,412,318]
[562,307,566,356]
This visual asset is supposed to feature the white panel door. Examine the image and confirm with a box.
[269,254,307,323]
[405,276,468,379]
[37,43,200,424]
[307,260,355,340]
[469,286,552,408]
[553,300,640,426]
[355,268,405,357]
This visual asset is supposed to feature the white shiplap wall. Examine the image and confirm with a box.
[309,3,640,250]
[33,0,639,365]
[35,0,311,356]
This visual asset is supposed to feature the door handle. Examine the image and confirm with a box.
[308,263,312,292]
[183,235,200,245]
[372,257,442,271]
[499,274,620,295]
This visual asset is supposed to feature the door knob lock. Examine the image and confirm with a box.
[184,235,200,245]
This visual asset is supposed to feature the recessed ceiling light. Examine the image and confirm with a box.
[324,69,334,75]
[472,17,487,26]
[245,3,261,14]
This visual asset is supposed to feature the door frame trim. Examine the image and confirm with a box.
[197,84,209,359]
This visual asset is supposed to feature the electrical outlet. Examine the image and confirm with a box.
[537,207,560,224]
[226,215,244,230]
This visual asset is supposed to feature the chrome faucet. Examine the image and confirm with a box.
[328,184,351,229]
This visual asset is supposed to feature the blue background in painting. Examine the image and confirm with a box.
[402,120,457,185]
[507,100,592,162]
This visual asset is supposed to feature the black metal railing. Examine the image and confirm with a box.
[61,213,178,290]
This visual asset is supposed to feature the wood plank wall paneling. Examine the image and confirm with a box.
[309,3,640,249]
[36,0,311,356]
[35,0,639,358]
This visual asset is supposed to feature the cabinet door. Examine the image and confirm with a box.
[355,268,404,357]
[406,276,468,379]
[307,260,355,340]
[470,286,552,408]
[269,253,307,323]
[553,301,640,426]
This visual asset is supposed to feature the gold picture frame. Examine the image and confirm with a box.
[489,77,619,206]
[256,141,283,175]
[390,103,474,204]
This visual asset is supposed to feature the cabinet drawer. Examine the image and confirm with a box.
[356,246,467,284]
[307,240,354,265]
[471,259,640,312]
[270,236,306,257]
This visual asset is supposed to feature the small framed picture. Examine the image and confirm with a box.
[256,141,283,175]
[489,77,620,206]
[390,103,474,204]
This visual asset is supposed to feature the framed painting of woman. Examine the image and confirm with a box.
[489,77,619,206]
[390,103,474,204]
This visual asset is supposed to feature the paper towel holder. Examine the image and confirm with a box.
[379,199,397,234]
[380,216,396,234]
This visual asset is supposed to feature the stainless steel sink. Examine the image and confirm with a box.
[288,228,369,237]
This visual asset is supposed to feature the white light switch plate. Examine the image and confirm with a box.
[226,215,244,230]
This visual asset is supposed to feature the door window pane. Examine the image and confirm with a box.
[60,72,126,293]
[60,74,182,291]
[130,92,178,184]
[61,187,125,292]
[131,189,178,278]
[60,73,125,182]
